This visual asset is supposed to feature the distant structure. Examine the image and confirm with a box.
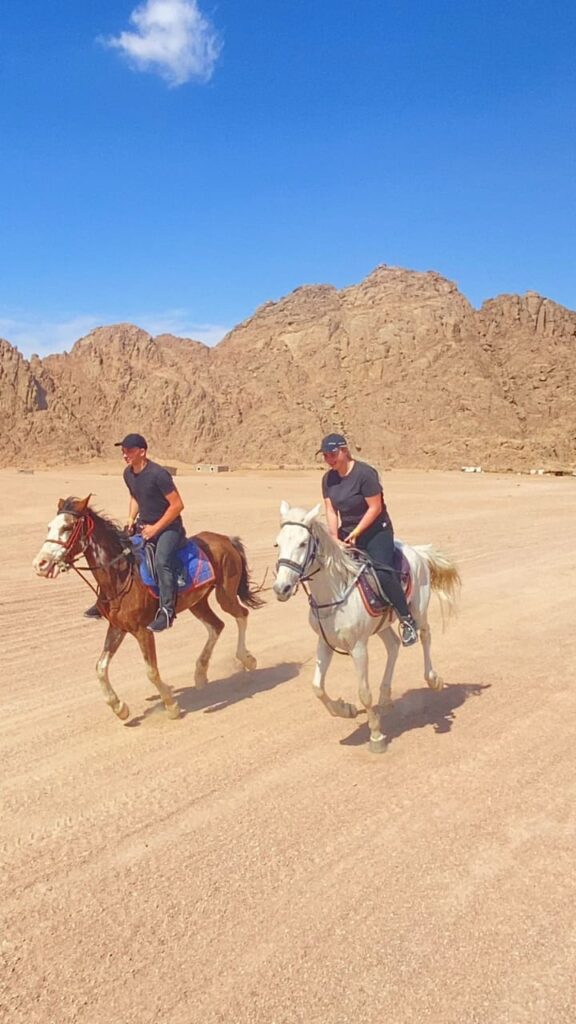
[163,465,178,475]
[196,464,229,473]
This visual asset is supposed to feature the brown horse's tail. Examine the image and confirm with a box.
[230,536,265,609]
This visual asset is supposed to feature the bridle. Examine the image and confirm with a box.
[275,521,320,584]
[44,509,133,609]
[47,510,96,568]
[276,519,368,656]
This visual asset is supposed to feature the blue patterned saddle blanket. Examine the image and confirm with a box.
[130,536,215,597]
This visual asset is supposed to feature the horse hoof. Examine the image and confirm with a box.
[369,736,387,754]
[166,702,181,720]
[334,698,359,719]
[241,654,257,672]
[427,673,444,692]
[115,701,130,721]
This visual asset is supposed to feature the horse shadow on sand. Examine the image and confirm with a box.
[127,661,301,725]
[340,681,490,749]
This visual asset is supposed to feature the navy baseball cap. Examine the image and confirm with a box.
[316,433,348,454]
[114,433,148,449]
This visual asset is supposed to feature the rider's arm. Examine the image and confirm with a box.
[324,498,340,540]
[126,495,139,529]
[145,489,184,539]
[345,494,383,544]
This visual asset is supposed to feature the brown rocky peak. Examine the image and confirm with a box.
[1,265,575,470]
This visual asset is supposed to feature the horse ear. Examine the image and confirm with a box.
[279,500,290,519]
[76,494,92,513]
[303,503,322,526]
[57,498,65,512]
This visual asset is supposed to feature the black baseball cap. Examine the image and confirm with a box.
[114,433,148,449]
[316,433,348,454]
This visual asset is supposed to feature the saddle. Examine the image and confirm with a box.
[130,535,215,598]
[355,543,413,618]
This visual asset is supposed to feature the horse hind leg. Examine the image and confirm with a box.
[375,625,401,717]
[215,584,257,672]
[234,614,257,672]
[96,626,130,721]
[419,615,444,691]
[350,640,386,753]
[134,628,180,718]
[188,596,224,687]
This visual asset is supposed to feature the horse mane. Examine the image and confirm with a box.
[61,497,131,556]
[284,507,359,587]
[312,518,360,584]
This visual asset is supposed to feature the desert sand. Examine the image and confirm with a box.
[2,466,576,1024]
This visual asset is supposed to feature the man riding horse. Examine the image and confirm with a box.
[85,433,184,633]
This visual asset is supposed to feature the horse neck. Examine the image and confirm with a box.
[84,520,131,595]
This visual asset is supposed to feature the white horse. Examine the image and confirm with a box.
[273,501,460,753]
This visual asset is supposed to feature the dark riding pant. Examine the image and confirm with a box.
[355,524,410,619]
[153,524,185,617]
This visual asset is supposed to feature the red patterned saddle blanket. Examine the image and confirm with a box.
[356,545,413,618]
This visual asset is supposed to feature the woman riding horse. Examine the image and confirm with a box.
[318,433,419,646]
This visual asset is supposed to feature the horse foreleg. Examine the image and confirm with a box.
[134,628,180,719]
[311,636,359,720]
[350,640,385,752]
[96,626,129,721]
[419,617,444,691]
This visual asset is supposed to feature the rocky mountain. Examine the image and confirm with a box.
[1,266,575,470]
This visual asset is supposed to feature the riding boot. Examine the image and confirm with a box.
[84,603,102,620]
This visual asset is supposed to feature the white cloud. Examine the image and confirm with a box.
[0,314,102,359]
[103,0,222,86]
[0,311,229,359]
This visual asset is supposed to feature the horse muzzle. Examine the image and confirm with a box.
[273,578,298,601]
[32,553,62,578]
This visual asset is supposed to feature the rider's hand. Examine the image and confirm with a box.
[344,532,359,546]
[140,524,157,541]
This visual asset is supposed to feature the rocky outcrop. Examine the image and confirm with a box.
[1,266,575,470]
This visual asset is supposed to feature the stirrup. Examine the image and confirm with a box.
[400,617,418,647]
[147,608,174,633]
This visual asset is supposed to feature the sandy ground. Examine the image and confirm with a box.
[2,467,576,1024]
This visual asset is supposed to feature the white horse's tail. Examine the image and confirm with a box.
[414,545,461,625]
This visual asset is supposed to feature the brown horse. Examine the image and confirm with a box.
[33,496,263,722]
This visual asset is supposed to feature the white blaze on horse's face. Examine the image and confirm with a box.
[273,501,322,602]
[32,512,75,578]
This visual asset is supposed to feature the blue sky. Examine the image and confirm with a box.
[1,0,575,357]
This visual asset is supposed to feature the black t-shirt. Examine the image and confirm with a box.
[322,460,391,539]
[123,460,182,528]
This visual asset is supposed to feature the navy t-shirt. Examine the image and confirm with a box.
[123,460,182,528]
[322,460,391,539]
